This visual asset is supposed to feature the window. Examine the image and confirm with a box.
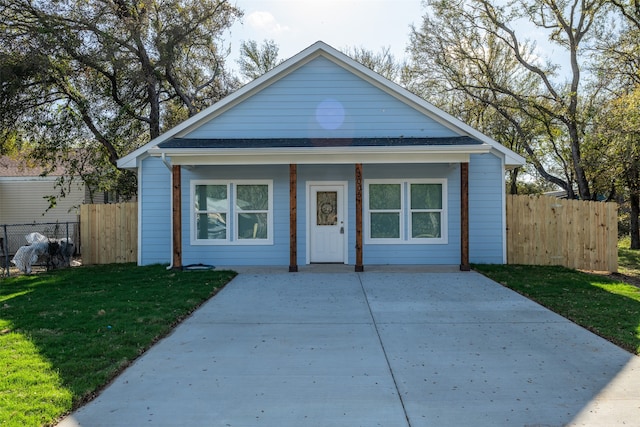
[191,180,273,245]
[365,180,447,244]
[368,183,402,239]
[236,184,269,240]
[410,183,443,239]
[194,183,228,240]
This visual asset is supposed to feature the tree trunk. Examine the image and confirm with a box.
[509,168,519,194]
[628,164,640,249]
[630,191,640,249]
[132,31,161,139]
[568,124,591,200]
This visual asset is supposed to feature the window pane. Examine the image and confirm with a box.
[317,191,338,226]
[195,185,227,211]
[196,213,226,239]
[369,184,401,210]
[238,213,268,239]
[370,212,400,238]
[236,185,268,210]
[411,184,442,209]
[412,212,441,238]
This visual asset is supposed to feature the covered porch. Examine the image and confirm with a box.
[151,137,488,272]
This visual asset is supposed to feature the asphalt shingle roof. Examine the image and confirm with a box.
[157,136,482,149]
[0,156,48,177]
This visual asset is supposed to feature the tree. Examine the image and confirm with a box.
[0,0,242,200]
[237,39,282,81]
[235,41,407,84]
[604,0,640,87]
[589,1,640,246]
[591,87,640,247]
[406,0,610,200]
[343,46,406,83]
[405,26,553,194]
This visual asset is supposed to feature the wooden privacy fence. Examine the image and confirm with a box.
[79,198,618,271]
[80,202,137,265]
[506,195,618,272]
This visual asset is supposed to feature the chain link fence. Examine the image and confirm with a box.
[1,221,80,278]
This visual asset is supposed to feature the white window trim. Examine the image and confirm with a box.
[364,179,448,245]
[364,180,404,243]
[190,179,273,246]
[408,180,447,244]
[192,180,230,244]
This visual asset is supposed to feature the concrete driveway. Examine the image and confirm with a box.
[58,268,640,426]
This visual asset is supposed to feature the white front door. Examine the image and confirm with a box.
[309,184,346,263]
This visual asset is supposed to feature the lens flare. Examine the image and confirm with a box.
[315,99,345,130]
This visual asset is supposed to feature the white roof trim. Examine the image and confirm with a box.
[149,144,492,166]
[117,41,525,169]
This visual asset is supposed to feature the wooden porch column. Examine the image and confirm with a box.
[355,163,364,272]
[289,164,298,272]
[460,162,470,271]
[172,165,182,269]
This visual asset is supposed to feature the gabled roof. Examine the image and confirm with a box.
[0,156,63,178]
[158,136,482,149]
[117,41,525,169]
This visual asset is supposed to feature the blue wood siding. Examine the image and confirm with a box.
[169,163,466,266]
[361,164,461,265]
[185,57,458,140]
[180,165,290,266]
[468,153,505,263]
[138,157,506,266]
[136,52,511,267]
[139,157,171,265]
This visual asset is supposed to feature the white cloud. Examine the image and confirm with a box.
[247,11,290,35]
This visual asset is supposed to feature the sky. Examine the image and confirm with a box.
[223,0,571,81]
[225,0,425,71]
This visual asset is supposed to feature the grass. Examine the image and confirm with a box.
[0,264,236,427]
[4,243,640,426]
[474,262,640,356]
[617,236,640,278]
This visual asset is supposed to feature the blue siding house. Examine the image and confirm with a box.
[118,42,525,271]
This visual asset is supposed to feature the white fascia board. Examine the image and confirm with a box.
[317,45,526,168]
[148,144,490,165]
[492,146,526,169]
[118,151,150,170]
[165,153,473,165]
[380,88,526,167]
[117,41,526,170]
[117,44,328,170]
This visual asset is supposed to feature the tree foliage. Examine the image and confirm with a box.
[235,42,408,84]
[407,0,610,200]
[592,86,640,245]
[237,39,283,82]
[343,46,406,83]
[0,0,242,200]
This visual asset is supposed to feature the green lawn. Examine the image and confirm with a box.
[4,244,640,426]
[618,236,640,278]
[474,262,640,355]
[0,264,236,427]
